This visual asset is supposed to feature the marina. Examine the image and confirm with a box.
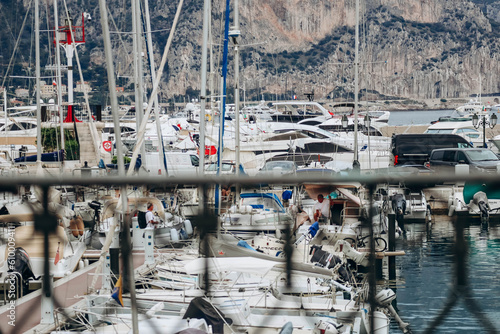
[2,0,500,333]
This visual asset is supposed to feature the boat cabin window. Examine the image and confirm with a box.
[190,155,200,167]
[456,128,480,139]
[20,122,36,129]
[301,130,329,139]
[205,162,233,172]
[7,124,23,131]
[103,126,135,134]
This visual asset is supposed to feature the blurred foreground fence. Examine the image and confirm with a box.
[0,172,499,334]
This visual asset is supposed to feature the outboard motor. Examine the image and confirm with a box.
[473,191,490,225]
[391,193,407,234]
[88,200,102,230]
[309,245,352,283]
[376,289,411,333]
[7,247,39,298]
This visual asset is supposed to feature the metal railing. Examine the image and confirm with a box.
[0,171,499,334]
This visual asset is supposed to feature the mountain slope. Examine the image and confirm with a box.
[1,0,500,104]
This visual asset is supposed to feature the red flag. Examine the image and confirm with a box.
[52,80,57,86]
[54,242,60,265]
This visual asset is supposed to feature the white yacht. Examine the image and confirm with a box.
[455,98,489,116]
[424,120,483,147]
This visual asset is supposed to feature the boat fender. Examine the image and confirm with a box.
[76,216,84,236]
[448,205,455,217]
[179,228,188,240]
[78,260,84,270]
[69,218,79,237]
[315,320,340,334]
[183,219,193,236]
[447,195,453,209]
[170,228,179,242]
[229,205,238,214]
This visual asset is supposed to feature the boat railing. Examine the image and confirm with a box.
[339,206,363,225]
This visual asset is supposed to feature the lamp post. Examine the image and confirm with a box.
[364,114,371,170]
[472,113,497,148]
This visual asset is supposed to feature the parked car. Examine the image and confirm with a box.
[390,134,472,166]
[427,148,500,174]
[205,160,247,175]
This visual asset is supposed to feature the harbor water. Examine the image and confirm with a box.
[387,109,455,126]
[387,109,500,332]
[388,217,500,333]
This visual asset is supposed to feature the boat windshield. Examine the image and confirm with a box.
[241,196,282,211]
[425,129,454,134]
[261,161,296,172]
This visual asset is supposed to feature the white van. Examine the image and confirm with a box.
[143,151,199,177]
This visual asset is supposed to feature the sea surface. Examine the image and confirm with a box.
[387,109,456,126]
[363,108,500,333]
[387,217,500,333]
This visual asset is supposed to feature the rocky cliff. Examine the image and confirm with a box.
[2,0,500,104]
[158,0,500,102]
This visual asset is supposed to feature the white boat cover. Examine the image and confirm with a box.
[184,257,277,275]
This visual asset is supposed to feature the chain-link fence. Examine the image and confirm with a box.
[0,172,498,334]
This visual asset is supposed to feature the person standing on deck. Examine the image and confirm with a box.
[145,202,159,228]
[313,194,331,223]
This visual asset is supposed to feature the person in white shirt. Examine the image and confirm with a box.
[313,194,330,223]
[145,202,159,228]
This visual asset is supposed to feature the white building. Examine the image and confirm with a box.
[75,81,92,93]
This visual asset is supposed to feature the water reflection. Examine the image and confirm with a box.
[387,217,500,333]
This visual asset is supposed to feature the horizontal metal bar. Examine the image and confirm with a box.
[0,171,499,188]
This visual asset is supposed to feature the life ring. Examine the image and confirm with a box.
[205,114,211,121]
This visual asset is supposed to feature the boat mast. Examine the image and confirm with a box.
[233,0,241,202]
[132,0,146,160]
[53,0,64,169]
[143,0,168,175]
[198,0,210,213]
[35,0,41,165]
[97,0,139,332]
[215,0,231,214]
[353,0,359,169]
